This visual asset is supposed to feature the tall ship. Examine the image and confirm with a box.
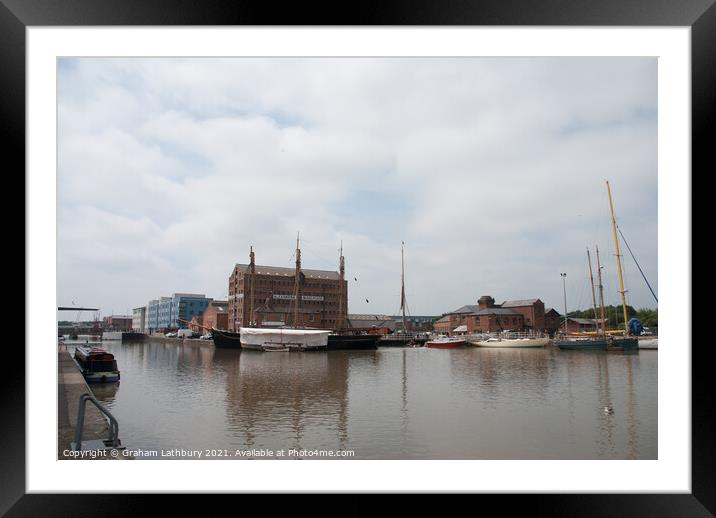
[377,242,428,347]
[210,238,379,351]
[327,241,380,350]
[555,181,639,351]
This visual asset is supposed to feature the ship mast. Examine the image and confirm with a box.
[337,241,345,332]
[596,246,607,333]
[606,181,629,333]
[293,232,301,328]
[249,246,256,327]
[586,247,600,333]
[400,241,408,334]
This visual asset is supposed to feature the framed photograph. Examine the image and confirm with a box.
[7,0,709,513]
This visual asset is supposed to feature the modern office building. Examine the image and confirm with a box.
[144,294,212,331]
[132,306,147,333]
[146,299,161,332]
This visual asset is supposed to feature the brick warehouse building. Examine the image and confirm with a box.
[203,300,228,331]
[438,295,549,334]
[228,264,347,332]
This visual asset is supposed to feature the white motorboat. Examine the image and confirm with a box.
[470,336,549,348]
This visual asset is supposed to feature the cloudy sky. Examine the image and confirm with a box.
[57,57,657,318]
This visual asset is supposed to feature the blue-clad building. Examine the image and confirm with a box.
[144,293,212,331]
[146,299,161,332]
[144,293,212,330]
[170,293,212,329]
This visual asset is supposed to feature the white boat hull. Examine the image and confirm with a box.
[638,337,658,349]
[470,337,550,348]
[239,327,330,351]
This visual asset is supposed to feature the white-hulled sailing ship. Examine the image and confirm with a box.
[212,236,379,351]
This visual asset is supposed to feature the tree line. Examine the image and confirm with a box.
[566,306,658,328]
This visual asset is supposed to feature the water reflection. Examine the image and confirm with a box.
[86,340,656,459]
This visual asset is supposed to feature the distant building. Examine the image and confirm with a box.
[439,295,549,335]
[201,300,228,331]
[228,263,346,331]
[390,315,436,332]
[565,317,608,333]
[145,294,212,331]
[132,306,146,333]
[500,298,545,330]
[103,315,133,331]
[347,314,396,335]
[433,315,451,334]
[544,308,562,335]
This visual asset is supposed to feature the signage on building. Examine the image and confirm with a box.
[273,294,324,302]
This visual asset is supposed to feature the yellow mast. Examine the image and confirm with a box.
[606,181,629,332]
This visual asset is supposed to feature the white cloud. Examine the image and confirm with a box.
[57,57,658,316]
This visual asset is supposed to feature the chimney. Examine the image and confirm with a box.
[478,295,495,309]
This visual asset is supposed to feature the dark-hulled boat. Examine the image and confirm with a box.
[211,328,243,349]
[74,346,120,383]
[608,336,639,350]
[327,333,380,350]
[555,336,608,350]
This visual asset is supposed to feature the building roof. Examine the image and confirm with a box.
[545,307,561,316]
[568,317,607,325]
[474,308,521,316]
[501,299,541,307]
[389,315,436,322]
[449,304,480,314]
[208,301,228,313]
[234,264,340,280]
[347,317,396,330]
[435,315,450,323]
[348,314,393,321]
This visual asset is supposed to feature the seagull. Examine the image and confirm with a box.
[365,298,369,303]
[354,277,358,281]
[603,406,614,414]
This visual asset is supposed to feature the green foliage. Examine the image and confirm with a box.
[566,305,639,327]
[566,306,657,327]
[635,308,658,327]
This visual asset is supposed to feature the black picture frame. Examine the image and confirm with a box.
[5,0,708,514]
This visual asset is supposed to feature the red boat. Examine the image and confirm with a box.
[425,337,466,349]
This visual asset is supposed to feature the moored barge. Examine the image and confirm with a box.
[74,346,120,383]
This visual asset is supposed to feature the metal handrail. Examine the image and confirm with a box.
[73,393,120,451]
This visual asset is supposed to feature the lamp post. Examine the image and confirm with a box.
[560,273,568,335]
